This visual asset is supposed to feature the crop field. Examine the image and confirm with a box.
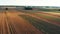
[0,9,60,34]
[19,10,60,34]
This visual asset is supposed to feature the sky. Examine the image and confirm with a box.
[0,0,60,6]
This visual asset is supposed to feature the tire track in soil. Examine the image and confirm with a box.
[5,11,43,34]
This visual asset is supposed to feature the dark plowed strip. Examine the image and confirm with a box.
[19,15,60,34]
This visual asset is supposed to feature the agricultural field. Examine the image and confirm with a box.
[0,9,60,34]
[19,10,60,34]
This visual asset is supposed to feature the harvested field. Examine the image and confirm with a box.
[0,10,60,34]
